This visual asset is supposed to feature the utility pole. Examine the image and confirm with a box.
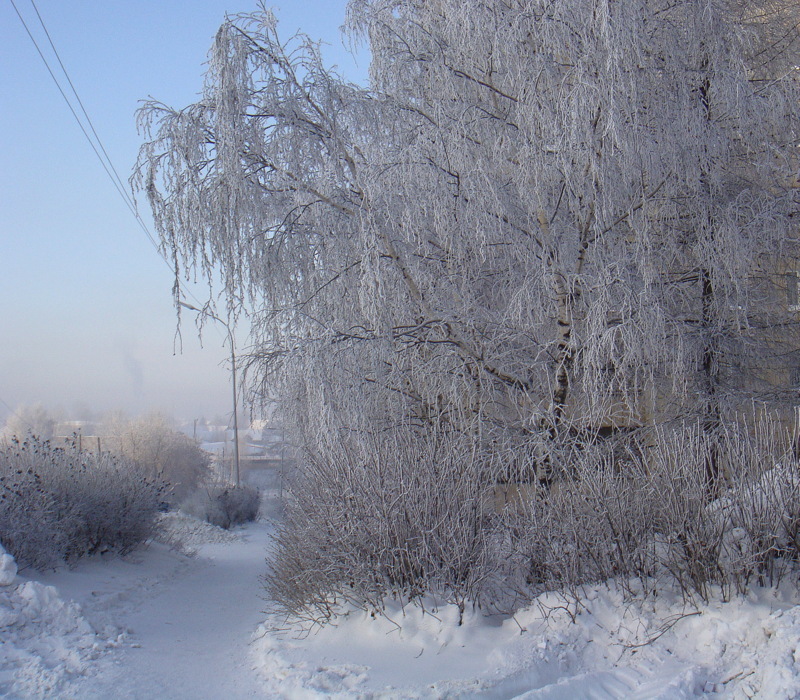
[178,301,240,486]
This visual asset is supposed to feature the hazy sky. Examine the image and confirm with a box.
[0,0,367,423]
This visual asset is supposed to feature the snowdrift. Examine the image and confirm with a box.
[0,544,116,699]
[252,581,800,698]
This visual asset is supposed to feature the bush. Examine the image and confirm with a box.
[506,416,800,604]
[181,482,260,529]
[267,413,800,624]
[0,437,166,569]
[265,427,496,625]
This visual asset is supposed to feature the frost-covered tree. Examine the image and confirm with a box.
[2,404,56,442]
[107,413,211,502]
[135,0,800,612]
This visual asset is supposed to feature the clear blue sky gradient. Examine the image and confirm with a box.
[0,0,367,423]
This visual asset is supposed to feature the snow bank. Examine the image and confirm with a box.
[252,581,800,698]
[0,544,18,586]
[0,556,111,699]
[502,583,800,699]
[154,510,243,554]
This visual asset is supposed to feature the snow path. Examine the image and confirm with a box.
[39,519,274,700]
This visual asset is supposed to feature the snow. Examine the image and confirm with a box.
[252,581,800,698]
[0,578,104,698]
[156,510,243,553]
[0,545,17,586]
[28,513,271,700]
[1,496,800,698]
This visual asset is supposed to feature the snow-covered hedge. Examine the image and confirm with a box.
[0,437,166,569]
[507,419,800,603]
[268,415,800,623]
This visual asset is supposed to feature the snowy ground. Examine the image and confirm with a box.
[6,510,272,699]
[1,495,800,698]
[252,581,800,699]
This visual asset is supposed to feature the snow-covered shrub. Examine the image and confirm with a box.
[181,482,260,529]
[268,413,800,623]
[708,466,800,592]
[503,437,664,600]
[644,418,800,599]
[507,416,800,604]
[0,437,165,569]
[266,427,498,624]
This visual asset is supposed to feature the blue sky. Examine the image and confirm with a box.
[0,0,367,423]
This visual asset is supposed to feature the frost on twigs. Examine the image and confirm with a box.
[0,436,166,570]
[134,0,800,619]
[506,415,800,605]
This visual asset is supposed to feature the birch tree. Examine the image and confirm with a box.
[135,0,800,612]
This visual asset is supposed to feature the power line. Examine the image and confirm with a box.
[9,0,163,254]
[8,0,210,312]
[9,2,132,209]
[0,395,18,417]
[28,0,137,216]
